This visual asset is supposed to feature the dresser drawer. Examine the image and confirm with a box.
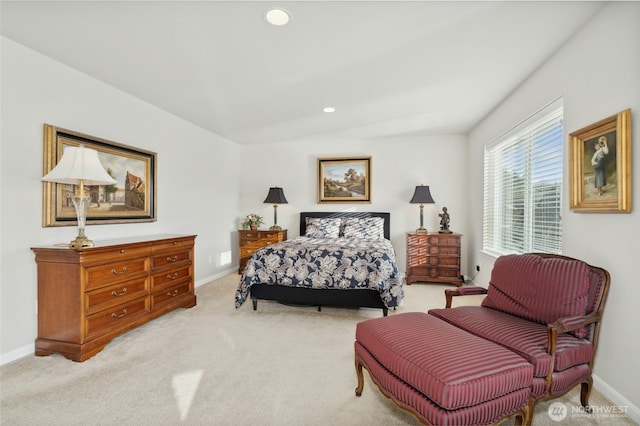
[151,238,194,254]
[239,231,285,244]
[240,241,270,258]
[427,256,460,266]
[408,265,436,278]
[260,232,283,241]
[428,246,460,255]
[412,265,458,276]
[151,250,191,269]
[407,234,428,246]
[85,258,149,290]
[239,232,261,243]
[409,265,458,278]
[428,235,460,247]
[152,281,192,308]
[80,246,150,265]
[85,297,150,339]
[152,266,192,289]
[407,246,429,257]
[84,277,149,315]
[434,267,462,279]
[407,254,427,267]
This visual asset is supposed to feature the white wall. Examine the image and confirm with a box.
[0,37,242,363]
[238,136,469,274]
[468,2,640,417]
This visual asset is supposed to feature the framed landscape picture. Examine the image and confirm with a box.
[42,124,157,226]
[568,109,632,213]
[317,156,371,203]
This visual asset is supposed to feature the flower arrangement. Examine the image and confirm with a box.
[241,213,264,230]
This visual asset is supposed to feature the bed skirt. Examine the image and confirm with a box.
[250,284,388,316]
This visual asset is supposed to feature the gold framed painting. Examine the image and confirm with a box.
[42,124,157,226]
[569,109,632,213]
[317,156,371,203]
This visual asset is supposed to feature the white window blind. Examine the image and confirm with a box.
[483,103,563,256]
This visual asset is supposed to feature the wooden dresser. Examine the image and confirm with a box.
[31,234,197,361]
[406,232,463,286]
[238,229,287,273]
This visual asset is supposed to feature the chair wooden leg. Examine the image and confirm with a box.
[516,397,535,426]
[581,378,594,413]
[355,356,365,397]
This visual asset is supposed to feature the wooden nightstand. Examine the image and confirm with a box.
[406,232,463,286]
[238,229,287,273]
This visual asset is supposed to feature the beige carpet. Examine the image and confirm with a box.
[0,274,634,425]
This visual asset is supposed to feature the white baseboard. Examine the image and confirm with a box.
[0,343,34,366]
[195,266,237,287]
[593,374,640,423]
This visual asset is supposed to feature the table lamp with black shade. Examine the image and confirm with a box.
[42,144,117,248]
[263,187,288,231]
[409,185,435,234]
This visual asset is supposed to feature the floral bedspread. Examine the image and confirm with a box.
[235,237,404,310]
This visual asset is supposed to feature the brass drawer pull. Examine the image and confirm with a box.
[111,266,128,275]
[111,308,127,318]
[167,289,179,297]
[111,288,128,297]
[166,273,179,280]
[166,256,178,262]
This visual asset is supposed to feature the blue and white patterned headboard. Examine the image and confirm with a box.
[299,212,390,239]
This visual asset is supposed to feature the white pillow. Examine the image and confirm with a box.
[304,217,341,238]
[342,217,384,239]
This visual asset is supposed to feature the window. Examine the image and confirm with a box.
[483,101,563,256]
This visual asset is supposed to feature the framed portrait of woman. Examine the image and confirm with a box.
[569,109,632,213]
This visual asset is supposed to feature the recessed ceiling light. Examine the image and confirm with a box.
[265,8,290,26]
[322,107,336,113]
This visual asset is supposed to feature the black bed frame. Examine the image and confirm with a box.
[249,211,391,316]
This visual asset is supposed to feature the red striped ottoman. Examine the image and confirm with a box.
[355,312,533,425]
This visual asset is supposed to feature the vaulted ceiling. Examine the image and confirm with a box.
[1,1,604,144]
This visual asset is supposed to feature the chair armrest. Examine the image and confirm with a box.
[549,311,600,335]
[552,315,588,333]
[457,286,488,296]
[445,286,487,308]
[547,312,601,358]
[545,313,595,393]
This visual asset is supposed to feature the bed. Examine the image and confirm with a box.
[235,212,403,316]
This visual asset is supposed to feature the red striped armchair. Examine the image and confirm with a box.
[431,253,611,424]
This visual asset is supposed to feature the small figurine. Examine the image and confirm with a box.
[439,207,452,234]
